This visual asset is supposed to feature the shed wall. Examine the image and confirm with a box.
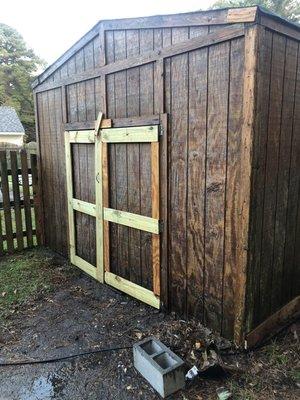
[246,27,300,331]
[36,25,246,339]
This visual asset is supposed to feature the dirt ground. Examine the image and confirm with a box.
[0,248,299,400]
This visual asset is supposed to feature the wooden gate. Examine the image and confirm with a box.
[65,122,161,308]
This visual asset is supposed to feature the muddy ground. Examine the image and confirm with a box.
[0,248,299,399]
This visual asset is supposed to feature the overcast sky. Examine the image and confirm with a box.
[2,0,215,66]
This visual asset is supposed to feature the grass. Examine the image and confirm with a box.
[228,336,300,399]
[0,248,81,326]
[0,249,60,324]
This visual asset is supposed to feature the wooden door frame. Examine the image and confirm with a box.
[101,124,160,308]
[64,113,168,308]
[64,129,104,282]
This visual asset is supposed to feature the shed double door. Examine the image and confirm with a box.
[65,122,161,308]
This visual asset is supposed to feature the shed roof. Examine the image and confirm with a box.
[0,107,25,133]
[32,6,300,89]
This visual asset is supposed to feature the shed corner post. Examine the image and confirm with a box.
[33,91,46,246]
[234,24,260,346]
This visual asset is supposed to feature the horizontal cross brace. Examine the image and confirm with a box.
[101,126,159,143]
[72,199,96,217]
[72,255,97,279]
[103,207,160,234]
[105,271,160,308]
[68,130,95,143]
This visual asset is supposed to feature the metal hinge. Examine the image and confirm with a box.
[159,125,164,137]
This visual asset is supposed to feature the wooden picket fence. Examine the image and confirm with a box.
[0,149,42,254]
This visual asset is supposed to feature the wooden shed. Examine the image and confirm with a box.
[32,6,300,344]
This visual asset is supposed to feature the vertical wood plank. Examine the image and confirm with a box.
[271,38,298,312]
[169,51,189,316]
[204,41,229,332]
[151,141,160,296]
[114,30,129,280]
[10,151,24,250]
[20,150,33,248]
[34,92,45,245]
[246,28,272,330]
[64,133,75,262]
[10,151,23,250]
[126,29,142,286]
[222,37,245,338]
[186,47,208,320]
[0,152,14,252]
[259,33,286,323]
[30,153,42,246]
[283,45,300,303]
[235,26,258,344]
[159,113,168,308]
[95,130,104,282]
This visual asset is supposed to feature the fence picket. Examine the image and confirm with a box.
[10,151,24,250]
[0,151,14,252]
[30,154,42,245]
[20,150,33,248]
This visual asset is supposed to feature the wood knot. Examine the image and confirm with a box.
[207,182,222,193]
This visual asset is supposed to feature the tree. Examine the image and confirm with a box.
[0,24,45,141]
[212,0,300,23]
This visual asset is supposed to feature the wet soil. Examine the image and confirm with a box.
[0,248,299,399]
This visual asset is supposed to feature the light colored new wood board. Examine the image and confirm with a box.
[95,133,104,282]
[69,130,95,143]
[151,141,160,296]
[105,271,160,308]
[64,132,76,260]
[72,198,96,217]
[101,126,158,143]
[103,207,159,234]
[102,142,110,272]
[73,255,97,279]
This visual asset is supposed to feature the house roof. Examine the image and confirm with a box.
[0,107,25,133]
[32,6,300,89]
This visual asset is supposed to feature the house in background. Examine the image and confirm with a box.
[0,106,25,148]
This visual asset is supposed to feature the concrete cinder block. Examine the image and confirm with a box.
[133,337,185,398]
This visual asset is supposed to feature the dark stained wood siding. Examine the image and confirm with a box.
[35,12,300,341]
[164,37,245,335]
[246,29,300,331]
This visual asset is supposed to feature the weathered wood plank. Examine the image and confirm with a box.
[0,152,14,252]
[169,32,189,316]
[246,27,272,330]
[34,27,245,93]
[222,37,245,339]
[204,41,230,332]
[30,153,42,246]
[186,46,208,320]
[235,26,258,343]
[10,151,24,250]
[259,32,286,323]
[20,150,33,248]
[125,35,142,287]
[271,38,298,312]
[246,295,300,349]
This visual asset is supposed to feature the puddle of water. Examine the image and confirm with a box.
[20,376,54,400]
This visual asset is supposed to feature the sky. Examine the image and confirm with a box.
[1,0,215,66]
